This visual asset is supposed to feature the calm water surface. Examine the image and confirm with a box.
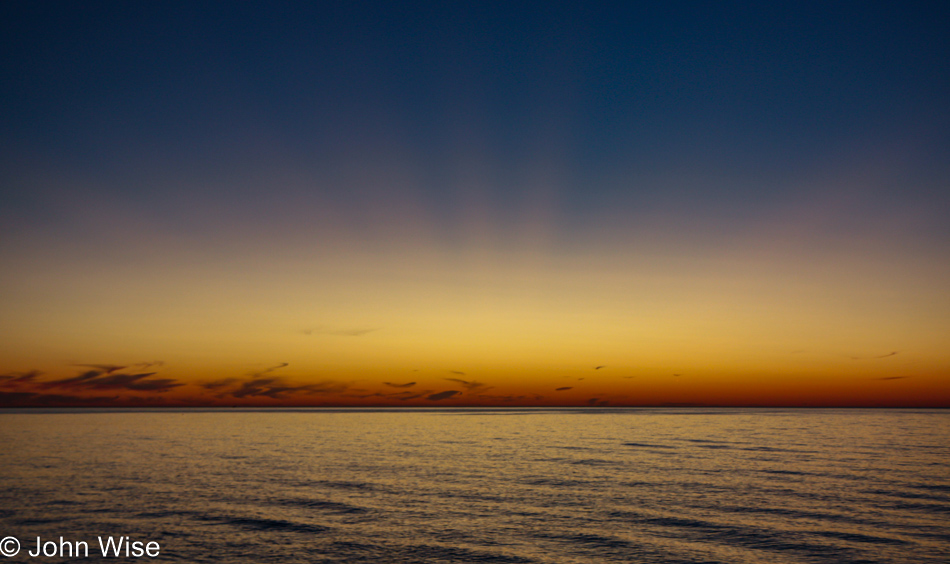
[1,408,948,563]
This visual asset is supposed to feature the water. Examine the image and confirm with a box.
[1,408,948,563]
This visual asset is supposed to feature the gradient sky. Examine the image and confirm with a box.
[2,1,949,407]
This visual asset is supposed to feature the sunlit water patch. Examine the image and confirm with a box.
[1,408,948,563]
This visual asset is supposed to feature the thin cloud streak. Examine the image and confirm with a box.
[72,364,125,374]
[228,378,349,399]
[196,362,353,399]
[851,352,898,360]
[201,378,240,390]
[42,370,182,392]
[0,370,42,387]
[444,378,490,392]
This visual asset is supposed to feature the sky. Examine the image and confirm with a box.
[1,1,949,407]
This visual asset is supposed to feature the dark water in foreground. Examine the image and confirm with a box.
[0,408,948,563]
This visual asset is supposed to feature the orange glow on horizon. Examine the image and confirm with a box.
[2,162,948,409]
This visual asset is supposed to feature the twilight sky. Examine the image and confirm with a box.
[2,1,949,407]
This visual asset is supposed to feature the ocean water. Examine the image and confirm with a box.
[0,408,948,563]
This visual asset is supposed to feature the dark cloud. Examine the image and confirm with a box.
[231,379,287,398]
[555,387,573,391]
[0,362,346,405]
[131,361,165,369]
[445,378,490,391]
[231,378,286,398]
[197,363,350,399]
[397,392,431,401]
[587,398,609,406]
[205,363,285,396]
[345,389,429,400]
[72,361,164,373]
[346,391,385,399]
[45,370,101,387]
[384,381,416,388]
[91,374,179,392]
[43,370,182,392]
[427,390,460,401]
[253,362,289,376]
[73,363,125,374]
[447,370,466,375]
[230,378,348,399]
[202,378,240,390]
[0,365,181,404]
[299,381,351,395]
[0,370,42,387]
[875,376,909,381]
[595,365,606,370]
